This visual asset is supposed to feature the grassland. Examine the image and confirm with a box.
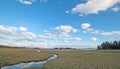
[43,50,120,69]
[0,48,53,67]
[0,48,120,69]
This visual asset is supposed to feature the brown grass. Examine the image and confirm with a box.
[1,48,120,69]
[0,48,53,67]
[43,50,120,69]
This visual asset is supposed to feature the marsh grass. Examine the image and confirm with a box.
[0,48,120,69]
[43,50,120,69]
[0,48,53,67]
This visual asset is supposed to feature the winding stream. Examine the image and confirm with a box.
[2,54,58,69]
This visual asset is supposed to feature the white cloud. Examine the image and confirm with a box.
[112,7,120,12]
[81,23,93,32]
[56,25,78,37]
[0,42,51,48]
[9,27,18,31]
[19,27,27,31]
[0,25,17,35]
[69,37,81,41]
[0,25,38,42]
[39,35,52,39]
[21,32,36,37]
[0,25,84,48]
[0,34,13,39]
[17,32,37,41]
[81,23,90,29]
[80,22,120,36]
[81,23,120,36]
[58,32,70,37]
[64,37,82,42]
[39,33,56,39]
[43,30,57,39]
[56,25,77,33]
[18,0,35,5]
[91,37,97,41]
[71,0,120,15]
[92,30,120,36]
[54,44,96,49]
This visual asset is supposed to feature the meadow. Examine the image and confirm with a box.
[43,50,120,69]
[0,48,53,67]
[0,48,120,69]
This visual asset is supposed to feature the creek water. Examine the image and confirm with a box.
[2,54,58,69]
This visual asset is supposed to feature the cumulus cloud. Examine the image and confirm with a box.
[81,23,120,36]
[71,0,120,15]
[19,27,27,31]
[0,25,83,48]
[91,37,97,41]
[17,32,37,41]
[18,0,35,5]
[56,25,78,37]
[81,23,90,29]
[56,25,77,33]
[81,23,93,32]
[112,7,120,12]
[0,25,17,35]
[0,25,37,42]
[39,31,57,40]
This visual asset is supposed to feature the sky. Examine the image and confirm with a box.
[0,0,120,49]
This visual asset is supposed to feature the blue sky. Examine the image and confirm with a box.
[0,0,120,48]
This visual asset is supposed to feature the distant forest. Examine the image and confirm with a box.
[97,40,120,49]
[0,45,26,49]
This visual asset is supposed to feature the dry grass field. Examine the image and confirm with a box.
[43,50,120,69]
[0,48,120,69]
[0,48,52,67]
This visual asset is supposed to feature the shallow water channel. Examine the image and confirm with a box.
[2,54,58,69]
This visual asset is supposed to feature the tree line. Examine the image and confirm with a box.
[0,45,26,49]
[54,47,77,50]
[97,40,120,49]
